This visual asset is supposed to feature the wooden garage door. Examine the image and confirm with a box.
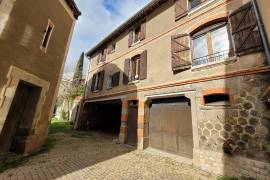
[149,98,193,158]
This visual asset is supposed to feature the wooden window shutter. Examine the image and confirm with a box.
[98,70,104,90]
[140,21,146,41]
[123,58,130,84]
[171,34,191,71]
[175,0,188,21]
[229,2,262,56]
[128,31,133,47]
[139,50,147,80]
[97,53,101,64]
[91,74,97,91]
[102,48,107,61]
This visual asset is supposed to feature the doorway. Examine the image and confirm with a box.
[0,81,41,154]
[126,100,138,147]
[148,97,194,158]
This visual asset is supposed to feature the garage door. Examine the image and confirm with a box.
[149,97,193,158]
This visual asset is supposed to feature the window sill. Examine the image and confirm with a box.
[200,105,237,110]
[131,41,141,47]
[188,0,218,17]
[93,90,100,93]
[191,56,237,72]
[128,80,140,85]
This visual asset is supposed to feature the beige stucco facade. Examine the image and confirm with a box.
[84,0,270,178]
[0,0,78,153]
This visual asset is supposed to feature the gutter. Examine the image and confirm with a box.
[252,0,270,65]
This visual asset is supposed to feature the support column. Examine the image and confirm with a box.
[137,100,146,150]
[119,99,128,144]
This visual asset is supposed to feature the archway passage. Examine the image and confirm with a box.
[148,96,193,159]
[0,81,41,154]
[84,99,122,135]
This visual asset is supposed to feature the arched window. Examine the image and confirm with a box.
[191,22,233,66]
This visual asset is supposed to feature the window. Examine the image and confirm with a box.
[41,20,54,52]
[107,71,120,89]
[97,48,106,64]
[91,71,104,92]
[108,43,116,54]
[204,94,230,106]
[128,21,146,47]
[123,51,147,84]
[133,26,141,44]
[129,55,140,81]
[189,0,208,10]
[192,22,232,66]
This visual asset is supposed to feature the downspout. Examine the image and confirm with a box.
[252,0,270,65]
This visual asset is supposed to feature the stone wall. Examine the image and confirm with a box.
[197,74,270,163]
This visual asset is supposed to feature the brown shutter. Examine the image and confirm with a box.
[102,48,107,62]
[128,31,133,47]
[123,58,130,84]
[175,0,188,21]
[139,50,147,80]
[97,53,101,64]
[107,45,112,54]
[171,34,191,71]
[140,21,146,41]
[91,74,96,91]
[98,70,104,90]
[229,2,262,56]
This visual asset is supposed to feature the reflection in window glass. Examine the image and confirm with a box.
[193,35,208,60]
[211,26,230,54]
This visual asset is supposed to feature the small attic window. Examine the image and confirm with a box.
[204,94,230,106]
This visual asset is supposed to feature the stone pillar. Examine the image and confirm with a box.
[137,100,146,150]
[119,99,128,144]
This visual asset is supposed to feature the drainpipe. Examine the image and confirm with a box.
[251,0,270,65]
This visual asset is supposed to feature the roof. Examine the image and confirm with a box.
[65,0,81,19]
[86,0,168,57]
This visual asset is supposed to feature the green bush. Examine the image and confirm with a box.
[61,111,68,120]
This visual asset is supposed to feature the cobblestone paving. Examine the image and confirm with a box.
[0,132,215,180]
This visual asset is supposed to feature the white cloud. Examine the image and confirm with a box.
[64,0,150,79]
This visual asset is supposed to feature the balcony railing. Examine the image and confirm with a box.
[192,49,233,66]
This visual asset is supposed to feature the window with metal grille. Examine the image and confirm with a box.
[192,22,233,66]
[189,0,205,9]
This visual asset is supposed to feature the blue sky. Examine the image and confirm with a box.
[63,0,150,79]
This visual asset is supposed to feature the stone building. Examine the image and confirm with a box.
[0,0,80,154]
[82,0,270,178]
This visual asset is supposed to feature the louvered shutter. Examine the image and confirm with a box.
[139,50,147,80]
[175,0,188,21]
[128,31,133,47]
[140,21,146,41]
[98,70,104,90]
[91,74,96,91]
[102,48,107,62]
[171,34,191,71]
[229,2,262,56]
[97,53,101,64]
[123,58,130,84]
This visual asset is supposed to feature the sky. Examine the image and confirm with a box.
[63,0,151,80]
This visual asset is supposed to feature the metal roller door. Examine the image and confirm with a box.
[149,97,193,158]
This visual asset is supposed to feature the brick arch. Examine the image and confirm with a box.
[188,12,229,35]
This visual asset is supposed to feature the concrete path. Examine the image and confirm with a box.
[0,132,215,180]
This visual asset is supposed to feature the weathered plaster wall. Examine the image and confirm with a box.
[0,0,75,152]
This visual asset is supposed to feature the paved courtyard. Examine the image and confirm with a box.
[0,131,215,180]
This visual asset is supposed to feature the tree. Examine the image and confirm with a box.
[70,52,84,99]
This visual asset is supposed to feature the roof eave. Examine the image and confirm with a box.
[86,0,167,57]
